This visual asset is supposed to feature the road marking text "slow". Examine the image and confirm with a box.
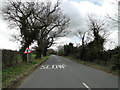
[40,64,66,69]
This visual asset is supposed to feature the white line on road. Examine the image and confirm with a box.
[40,64,66,69]
[63,64,66,67]
[82,83,92,90]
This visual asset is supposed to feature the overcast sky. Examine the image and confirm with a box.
[0,0,118,51]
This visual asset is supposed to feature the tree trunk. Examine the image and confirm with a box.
[43,47,47,56]
[21,44,29,62]
[35,39,43,58]
[35,47,42,58]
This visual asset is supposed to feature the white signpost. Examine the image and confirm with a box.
[24,47,31,62]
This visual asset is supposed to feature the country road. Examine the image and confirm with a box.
[19,55,119,89]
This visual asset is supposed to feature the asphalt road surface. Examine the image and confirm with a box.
[19,55,119,89]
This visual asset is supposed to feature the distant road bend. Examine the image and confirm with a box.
[19,55,118,89]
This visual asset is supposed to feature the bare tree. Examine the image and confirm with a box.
[84,14,110,61]
[107,0,120,46]
[35,1,70,58]
[3,0,70,59]
[87,14,110,46]
[2,1,46,61]
[57,45,64,56]
[74,29,91,47]
[107,0,120,23]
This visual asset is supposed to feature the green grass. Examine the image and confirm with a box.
[0,71,2,88]
[2,55,49,87]
[30,54,36,60]
[17,54,22,62]
[63,56,119,77]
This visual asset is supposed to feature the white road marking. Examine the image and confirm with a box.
[57,65,65,69]
[82,83,92,90]
[40,65,46,69]
[46,65,51,69]
[40,64,66,69]
[52,65,58,69]
[63,64,66,67]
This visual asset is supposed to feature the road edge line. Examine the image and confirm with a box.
[82,83,92,90]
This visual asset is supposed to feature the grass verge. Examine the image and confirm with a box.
[2,55,50,88]
[63,56,119,77]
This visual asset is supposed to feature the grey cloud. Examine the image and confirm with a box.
[61,1,84,29]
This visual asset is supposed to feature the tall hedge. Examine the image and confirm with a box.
[2,49,22,68]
